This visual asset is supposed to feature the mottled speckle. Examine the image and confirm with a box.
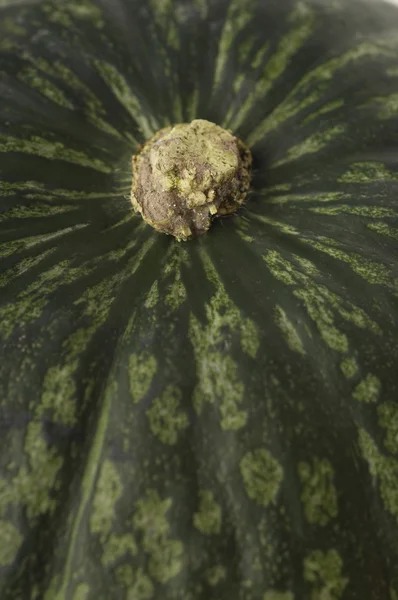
[206,565,227,587]
[359,428,398,522]
[144,281,160,309]
[304,549,348,599]
[193,490,222,535]
[378,403,398,455]
[240,448,283,507]
[275,305,305,355]
[129,352,157,404]
[94,59,155,139]
[0,520,22,567]
[147,385,189,445]
[339,357,358,379]
[72,583,90,600]
[353,374,381,403]
[272,125,346,168]
[189,250,259,430]
[116,566,154,600]
[39,365,78,426]
[102,533,137,567]
[133,490,184,583]
[234,3,315,136]
[90,460,123,540]
[338,161,398,183]
[0,133,112,172]
[263,591,294,600]
[249,41,385,145]
[14,421,63,521]
[298,458,338,525]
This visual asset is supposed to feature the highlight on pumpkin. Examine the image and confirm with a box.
[131,119,252,241]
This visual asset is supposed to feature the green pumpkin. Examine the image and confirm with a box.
[1,0,398,598]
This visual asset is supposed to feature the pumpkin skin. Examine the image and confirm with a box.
[1,0,398,598]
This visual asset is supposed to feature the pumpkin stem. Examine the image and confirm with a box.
[131,119,252,241]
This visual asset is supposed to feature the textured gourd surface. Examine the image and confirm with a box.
[0,0,398,598]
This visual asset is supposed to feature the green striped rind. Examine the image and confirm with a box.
[247,40,398,146]
[225,2,316,131]
[0,0,398,598]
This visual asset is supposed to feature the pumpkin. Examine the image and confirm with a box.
[1,0,398,598]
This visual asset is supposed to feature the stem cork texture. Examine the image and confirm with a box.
[131,119,252,240]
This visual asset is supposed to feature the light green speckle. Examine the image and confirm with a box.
[275,305,305,355]
[293,290,348,352]
[264,249,371,353]
[42,3,72,26]
[373,94,398,119]
[368,222,398,241]
[147,385,189,445]
[0,224,87,260]
[125,569,154,600]
[259,183,292,196]
[309,238,394,289]
[117,566,154,600]
[66,0,105,26]
[240,448,283,507]
[151,0,180,51]
[237,229,255,243]
[264,191,346,205]
[238,36,255,66]
[231,3,315,132]
[264,592,294,600]
[102,533,137,567]
[338,161,398,183]
[90,460,123,541]
[0,520,22,567]
[248,213,301,235]
[213,0,256,91]
[0,134,112,173]
[13,421,63,521]
[163,248,188,310]
[272,125,345,168]
[353,374,381,403]
[298,458,338,526]
[144,281,159,309]
[206,565,227,586]
[240,318,260,358]
[0,201,77,221]
[249,41,388,145]
[18,67,73,108]
[233,73,245,95]
[126,569,155,600]
[129,352,157,404]
[72,583,90,600]
[94,59,155,139]
[189,250,258,431]
[303,99,344,124]
[133,490,183,583]
[42,1,104,28]
[39,365,78,426]
[0,249,54,290]
[359,428,398,523]
[340,357,358,379]
[2,16,26,35]
[193,490,222,535]
[310,205,398,218]
[165,276,187,310]
[378,403,398,455]
[304,549,348,600]
[251,43,270,70]
[23,56,121,138]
